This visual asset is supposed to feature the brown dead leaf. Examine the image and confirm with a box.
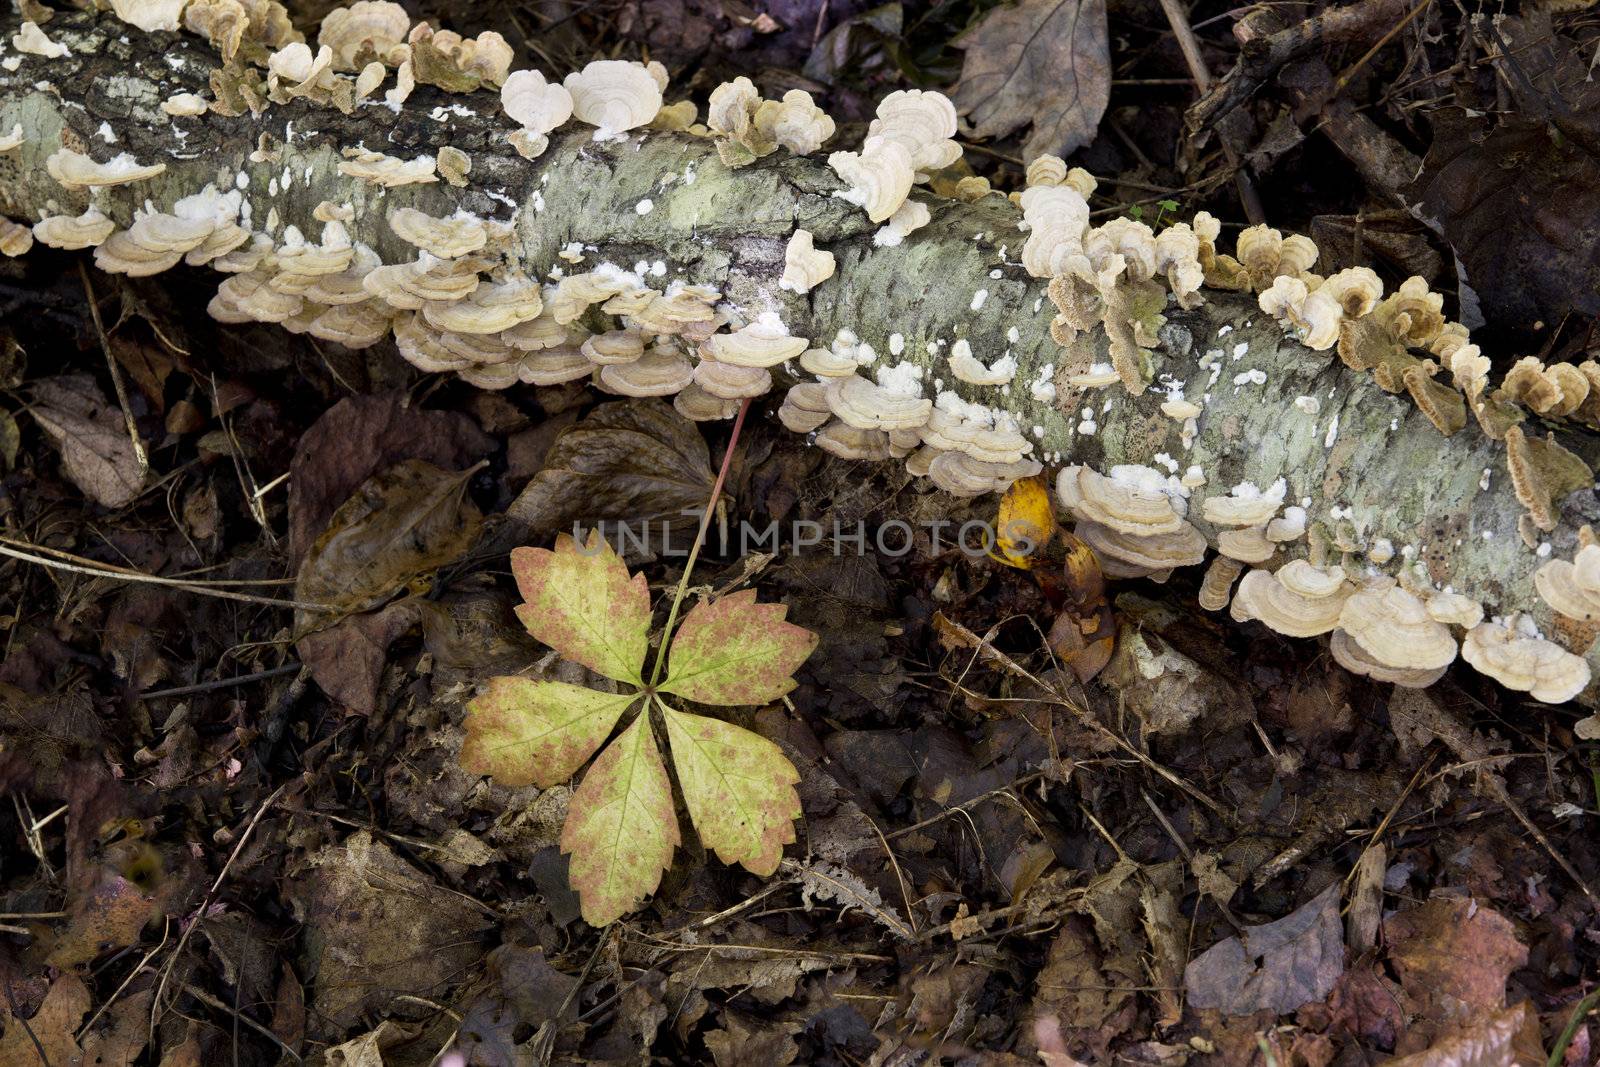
[295,460,484,624]
[705,1011,800,1067]
[0,973,89,1066]
[295,598,423,715]
[288,832,491,1033]
[287,391,494,562]
[952,0,1110,159]
[506,399,716,543]
[1384,1001,1546,1067]
[1184,882,1345,1015]
[1385,894,1527,1026]
[30,375,144,508]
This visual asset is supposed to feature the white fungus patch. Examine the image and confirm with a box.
[1324,415,1339,449]
[635,198,654,215]
[1030,364,1056,403]
[970,289,988,311]
[888,333,905,356]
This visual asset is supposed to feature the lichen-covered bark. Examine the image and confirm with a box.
[5,11,1600,699]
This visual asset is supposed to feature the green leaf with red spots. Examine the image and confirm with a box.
[559,715,679,926]
[659,590,818,706]
[511,531,651,685]
[661,705,800,876]
[459,678,639,788]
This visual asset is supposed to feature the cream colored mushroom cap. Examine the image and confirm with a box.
[1074,520,1208,571]
[1424,591,1484,629]
[33,208,115,250]
[599,350,694,397]
[1202,481,1286,527]
[778,383,832,433]
[1218,524,1275,563]
[1230,562,1350,637]
[1536,554,1600,622]
[779,230,836,294]
[423,275,543,335]
[927,453,1042,497]
[694,360,772,400]
[824,374,933,431]
[93,232,183,277]
[578,329,646,366]
[799,347,856,377]
[319,1,410,69]
[388,208,488,258]
[1056,465,1183,536]
[564,60,663,132]
[815,422,893,461]
[127,212,217,253]
[827,138,915,224]
[674,385,742,422]
[1461,619,1591,704]
[516,346,593,386]
[501,68,574,134]
[309,301,393,348]
[1329,630,1447,689]
[1336,586,1457,671]
[701,315,808,369]
[47,149,167,189]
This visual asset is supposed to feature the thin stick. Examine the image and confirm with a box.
[136,664,303,701]
[646,399,752,688]
[77,262,149,483]
[0,535,293,586]
[1156,0,1266,222]
[150,781,291,1036]
[0,543,326,612]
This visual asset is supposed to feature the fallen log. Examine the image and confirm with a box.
[3,8,1598,709]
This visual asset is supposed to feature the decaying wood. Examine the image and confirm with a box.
[4,10,1600,705]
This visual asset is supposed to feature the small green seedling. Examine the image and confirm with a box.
[460,531,818,925]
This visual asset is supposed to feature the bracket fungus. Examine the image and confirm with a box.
[828,138,916,224]
[14,20,68,57]
[32,208,115,250]
[1329,585,1457,689]
[500,69,573,158]
[779,230,835,294]
[46,149,167,189]
[564,59,662,135]
[1462,617,1591,704]
[1230,562,1352,637]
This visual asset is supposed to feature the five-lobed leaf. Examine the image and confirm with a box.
[559,715,679,926]
[660,590,819,706]
[459,677,639,788]
[511,531,651,685]
[662,705,800,876]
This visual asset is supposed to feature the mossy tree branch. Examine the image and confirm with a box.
[4,10,1600,702]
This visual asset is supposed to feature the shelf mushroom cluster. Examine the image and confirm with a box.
[1052,462,1592,702]
[5,0,1600,704]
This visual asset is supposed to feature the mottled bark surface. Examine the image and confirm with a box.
[5,10,1600,697]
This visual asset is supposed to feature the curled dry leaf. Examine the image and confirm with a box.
[952,0,1111,160]
[294,459,484,623]
[507,398,716,542]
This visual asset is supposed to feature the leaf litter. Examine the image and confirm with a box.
[5,1,1600,1062]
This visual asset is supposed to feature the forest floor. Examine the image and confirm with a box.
[3,0,1600,1065]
